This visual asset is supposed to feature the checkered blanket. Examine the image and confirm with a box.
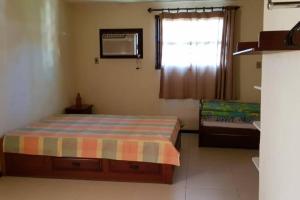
[3,115,180,166]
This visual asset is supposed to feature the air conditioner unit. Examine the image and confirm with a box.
[268,0,300,9]
[102,33,139,56]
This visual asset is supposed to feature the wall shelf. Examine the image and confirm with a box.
[233,42,260,56]
[233,30,300,55]
[253,121,261,131]
[252,157,259,171]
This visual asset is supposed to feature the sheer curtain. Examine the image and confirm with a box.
[159,10,235,100]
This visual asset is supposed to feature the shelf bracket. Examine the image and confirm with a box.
[268,0,300,9]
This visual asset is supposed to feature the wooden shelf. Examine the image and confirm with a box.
[233,42,260,56]
[254,86,261,91]
[233,31,300,55]
[252,157,259,171]
[253,121,261,131]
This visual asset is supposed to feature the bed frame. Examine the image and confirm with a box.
[199,126,260,149]
[0,133,181,184]
[198,101,260,149]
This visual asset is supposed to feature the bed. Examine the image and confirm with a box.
[0,114,181,184]
[199,100,260,149]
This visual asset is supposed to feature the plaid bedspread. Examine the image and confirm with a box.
[3,115,180,166]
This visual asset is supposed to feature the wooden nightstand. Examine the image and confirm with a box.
[65,104,93,114]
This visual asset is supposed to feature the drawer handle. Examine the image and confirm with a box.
[129,164,140,171]
[72,162,81,167]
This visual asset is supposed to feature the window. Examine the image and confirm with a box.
[161,17,223,68]
[156,10,236,100]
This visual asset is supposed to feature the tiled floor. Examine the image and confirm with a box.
[0,134,259,200]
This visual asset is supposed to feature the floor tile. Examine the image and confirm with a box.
[186,188,240,200]
[187,170,236,190]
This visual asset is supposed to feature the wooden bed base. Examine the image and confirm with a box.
[2,154,174,184]
[198,100,260,149]
[0,133,181,184]
[199,126,260,149]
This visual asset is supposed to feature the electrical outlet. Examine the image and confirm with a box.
[94,57,99,64]
[256,61,262,69]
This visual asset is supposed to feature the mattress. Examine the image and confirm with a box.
[3,115,180,166]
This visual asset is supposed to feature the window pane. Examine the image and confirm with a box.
[162,17,223,68]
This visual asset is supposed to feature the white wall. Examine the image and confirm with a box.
[0,0,74,136]
[69,0,263,130]
[260,1,300,200]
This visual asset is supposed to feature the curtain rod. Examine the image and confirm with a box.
[147,6,239,13]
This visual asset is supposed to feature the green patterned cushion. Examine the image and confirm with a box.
[201,100,260,123]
